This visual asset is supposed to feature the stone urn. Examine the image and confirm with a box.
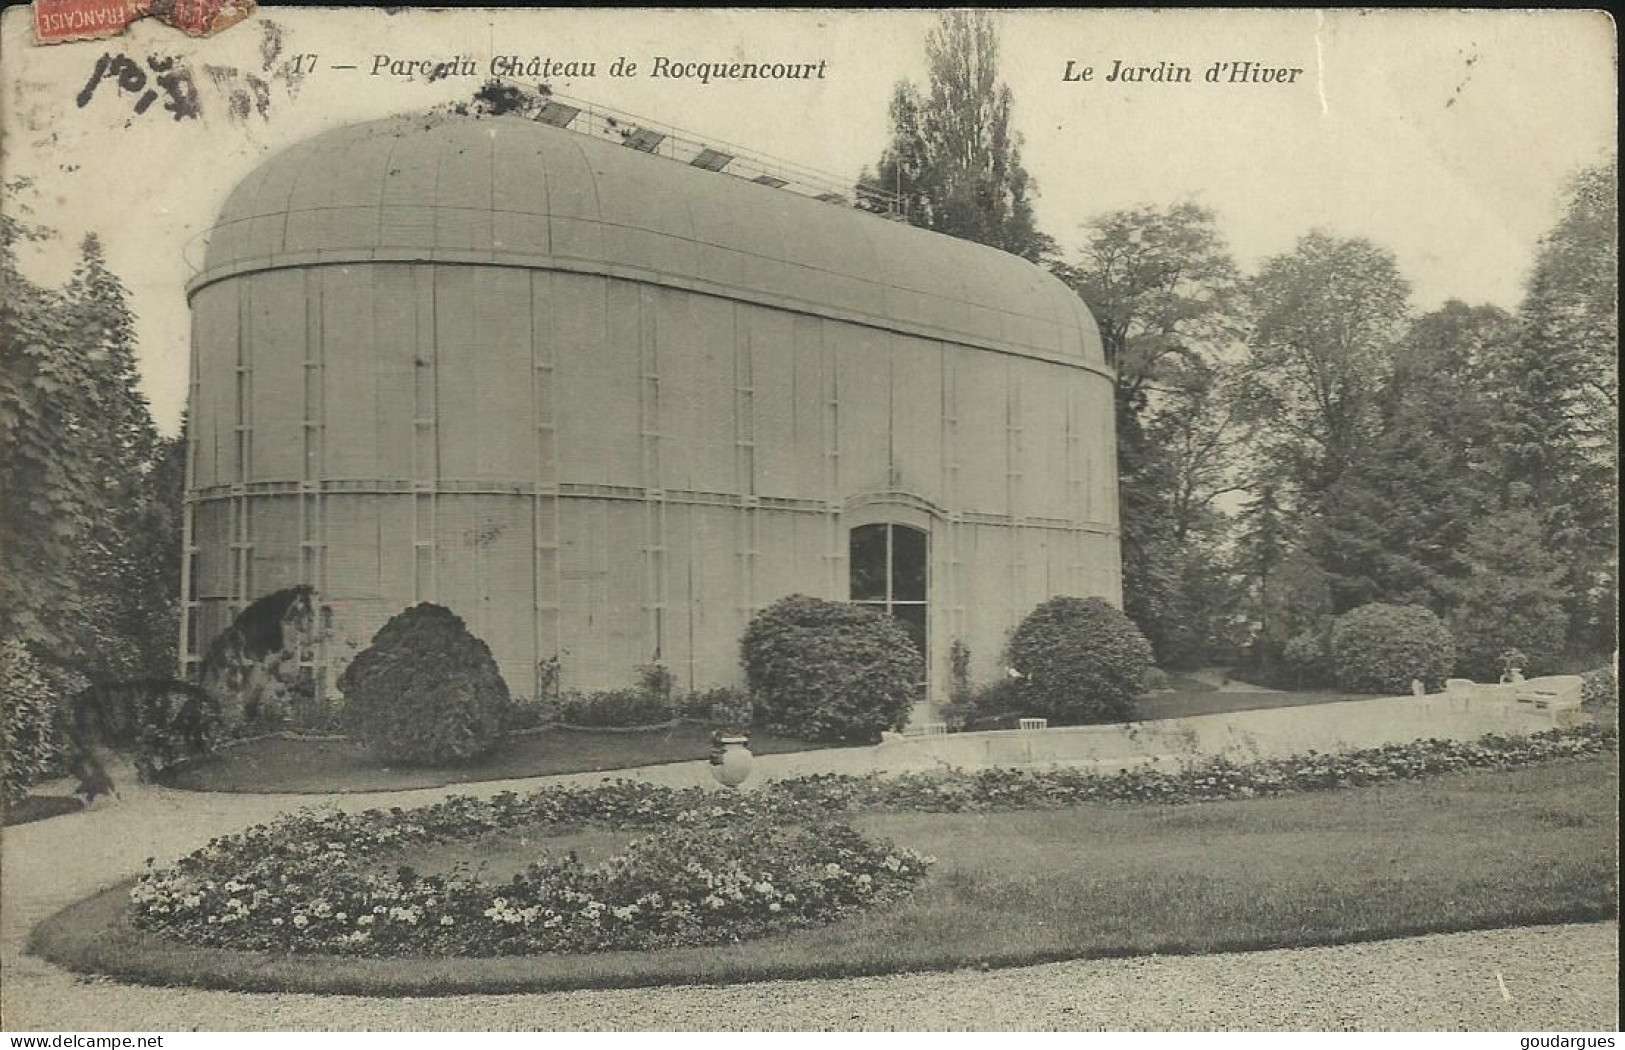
[708,732,754,789]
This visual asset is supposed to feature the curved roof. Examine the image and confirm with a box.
[194,113,1104,367]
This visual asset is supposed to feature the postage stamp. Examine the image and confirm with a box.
[31,0,147,44]
[31,0,252,44]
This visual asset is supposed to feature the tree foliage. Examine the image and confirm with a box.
[1480,161,1618,655]
[1058,202,1248,666]
[65,234,165,680]
[2,214,174,683]
[1240,232,1411,503]
[1,640,68,807]
[1316,302,1514,611]
[858,12,1052,262]
[1,187,188,800]
[1444,505,1573,680]
[1,184,104,661]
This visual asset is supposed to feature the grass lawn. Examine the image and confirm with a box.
[1154,673,1219,693]
[34,753,1617,996]
[157,724,836,794]
[1,793,85,827]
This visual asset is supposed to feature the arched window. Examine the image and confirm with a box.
[849,522,927,661]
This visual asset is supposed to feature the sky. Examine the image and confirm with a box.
[1,8,1615,436]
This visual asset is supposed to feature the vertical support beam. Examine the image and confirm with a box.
[1006,359,1024,619]
[228,279,254,621]
[941,346,964,650]
[411,265,438,610]
[822,325,842,597]
[178,314,202,678]
[303,268,330,702]
[1066,374,1087,593]
[530,271,560,700]
[637,286,665,661]
[734,305,756,621]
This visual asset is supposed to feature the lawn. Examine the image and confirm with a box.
[157,723,837,794]
[34,753,1618,996]
[1,793,84,827]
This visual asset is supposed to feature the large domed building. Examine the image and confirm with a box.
[180,109,1119,712]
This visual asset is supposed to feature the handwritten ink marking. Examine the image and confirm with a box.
[76,52,200,121]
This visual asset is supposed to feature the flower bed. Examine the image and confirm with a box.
[128,725,1614,958]
[131,796,933,957]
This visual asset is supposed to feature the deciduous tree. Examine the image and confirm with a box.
[1057,202,1247,665]
[858,12,1053,262]
[1239,231,1411,504]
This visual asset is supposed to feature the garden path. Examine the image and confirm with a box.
[3,758,1618,1030]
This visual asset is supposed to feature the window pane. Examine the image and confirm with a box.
[849,524,887,601]
[891,525,927,601]
[893,603,927,662]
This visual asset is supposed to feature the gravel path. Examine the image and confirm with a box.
[4,924,1617,1031]
[3,761,1618,1031]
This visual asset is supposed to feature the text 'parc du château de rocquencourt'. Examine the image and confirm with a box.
[365,53,829,85]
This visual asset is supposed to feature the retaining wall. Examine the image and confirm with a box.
[744,684,1589,781]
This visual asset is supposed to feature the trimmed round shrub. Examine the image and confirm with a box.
[1005,596,1153,724]
[1282,629,1333,687]
[1330,603,1456,695]
[1,641,68,807]
[338,603,511,765]
[741,595,921,743]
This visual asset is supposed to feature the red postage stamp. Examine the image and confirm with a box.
[148,0,256,38]
[32,0,148,44]
[32,0,252,44]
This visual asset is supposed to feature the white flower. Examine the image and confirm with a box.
[293,914,309,928]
